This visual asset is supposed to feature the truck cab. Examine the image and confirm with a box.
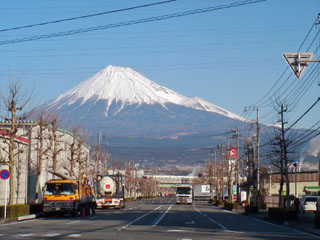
[176,186,193,204]
[42,179,92,217]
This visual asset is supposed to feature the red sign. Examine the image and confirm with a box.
[0,169,10,180]
[230,147,237,158]
[105,184,110,189]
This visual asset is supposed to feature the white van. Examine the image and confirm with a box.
[300,195,318,213]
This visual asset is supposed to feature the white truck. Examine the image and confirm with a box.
[95,174,125,209]
[193,184,211,202]
[176,185,193,204]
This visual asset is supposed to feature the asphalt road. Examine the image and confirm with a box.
[0,197,318,240]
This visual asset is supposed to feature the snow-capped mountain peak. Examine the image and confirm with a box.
[48,65,241,120]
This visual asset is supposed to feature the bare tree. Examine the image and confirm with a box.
[33,113,51,202]
[63,126,79,178]
[0,80,32,205]
[100,152,109,175]
[124,161,135,198]
[204,160,215,199]
[47,114,64,178]
[268,100,295,208]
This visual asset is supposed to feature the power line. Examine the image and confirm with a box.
[0,0,178,33]
[0,0,267,46]
[286,97,320,132]
[248,15,319,108]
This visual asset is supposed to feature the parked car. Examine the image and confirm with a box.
[300,195,318,213]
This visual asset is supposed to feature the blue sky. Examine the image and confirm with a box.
[0,0,319,130]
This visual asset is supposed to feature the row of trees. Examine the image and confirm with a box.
[200,102,302,209]
[0,81,93,205]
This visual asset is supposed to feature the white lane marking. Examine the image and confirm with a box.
[167,229,192,232]
[209,218,227,230]
[152,204,172,227]
[193,205,228,230]
[185,220,195,225]
[42,233,60,237]
[212,206,318,238]
[121,205,162,230]
[68,233,82,237]
[66,220,81,225]
[223,209,237,214]
[252,216,319,238]
[17,233,34,237]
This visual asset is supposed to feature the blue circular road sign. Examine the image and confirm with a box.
[0,169,10,180]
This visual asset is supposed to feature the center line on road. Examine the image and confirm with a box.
[152,204,172,227]
[193,205,228,231]
[120,205,162,230]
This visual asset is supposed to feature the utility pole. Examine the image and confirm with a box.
[232,128,240,202]
[279,104,290,208]
[244,107,260,205]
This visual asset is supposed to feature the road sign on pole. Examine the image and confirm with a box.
[0,169,10,180]
[283,52,315,79]
[0,169,10,219]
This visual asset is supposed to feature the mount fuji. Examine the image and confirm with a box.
[38,65,245,137]
[33,65,319,169]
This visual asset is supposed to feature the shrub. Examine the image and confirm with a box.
[244,205,259,215]
[125,198,134,202]
[315,212,320,228]
[224,201,233,210]
[0,204,29,219]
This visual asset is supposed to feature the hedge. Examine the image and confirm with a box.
[224,201,234,210]
[315,212,320,228]
[244,205,259,215]
[268,207,297,222]
[0,204,43,219]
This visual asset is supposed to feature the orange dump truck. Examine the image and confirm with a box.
[42,179,93,217]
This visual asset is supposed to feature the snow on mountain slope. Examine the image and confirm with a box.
[48,65,242,120]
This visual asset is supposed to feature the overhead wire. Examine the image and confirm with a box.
[0,0,267,46]
[0,0,178,33]
[248,15,319,108]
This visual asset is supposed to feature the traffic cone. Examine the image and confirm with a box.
[81,207,86,218]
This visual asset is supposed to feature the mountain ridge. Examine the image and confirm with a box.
[47,65,243,120]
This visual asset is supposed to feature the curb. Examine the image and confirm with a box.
[16,212,44,222]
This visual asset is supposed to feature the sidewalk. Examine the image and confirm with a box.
[233,207,320,236]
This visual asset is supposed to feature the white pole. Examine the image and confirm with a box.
[4,179,8,219]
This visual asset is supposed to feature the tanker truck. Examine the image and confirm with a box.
[95,174,125,209]
[42,176,93,217]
